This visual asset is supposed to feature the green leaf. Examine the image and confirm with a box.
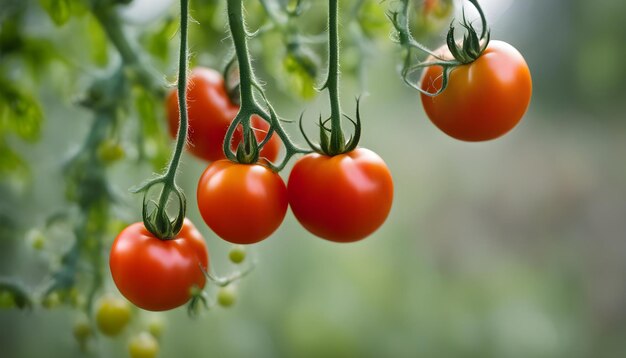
[39,0,73,26]
[134,88,169,170]
[282,46,320,100]
[142,17,178,62]
[0,139,29,181]
[87,14,109,67]
[0,81,43,142]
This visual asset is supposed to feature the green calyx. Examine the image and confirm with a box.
[446,0,490,64]
[235,127,260,164]
[299,97,362,156]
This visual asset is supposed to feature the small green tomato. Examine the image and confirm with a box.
[0,291,16,309]
[129,332,159,358]
[41,292,61,309]
[73,316,93,343]
[228,245,246,264]
[217,286,236,308]
[97,139,125,164]
[96,296,132,337]
[147,316,165,340]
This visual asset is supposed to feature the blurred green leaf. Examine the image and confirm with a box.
[39,0,72,26]
[282,45,320,100]
[0,80,43,142]
[134,88,169,170]
[0,138,29,181]
[142,16,178,63]
[87,14,109,67]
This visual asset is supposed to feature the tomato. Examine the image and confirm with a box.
[109,219,208,311]
[166,67,280,162]
[228,245,246,264]
[129,332,159,358]
[288,148,394,243]
[217,286,236,308]
[419,41,532,141]
[95,296,131,336]
[197,160,288,245]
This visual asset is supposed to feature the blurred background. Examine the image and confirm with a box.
[1,0,626,357]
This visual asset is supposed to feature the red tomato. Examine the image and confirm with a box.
[109,219,208,311]
[420,40,532,141]
[197,160,288,245]
[166,67,280,162]
[288,148,394,243]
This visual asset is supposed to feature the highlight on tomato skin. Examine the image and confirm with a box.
[166,67,281,163]
[108,219,209,312]
[197,160,288,245]
[287,148,394,243]
[419,40,533,142]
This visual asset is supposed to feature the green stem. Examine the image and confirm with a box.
[227,0,255,110]
[164,0,189,183]
[94,9,138,65]
[326,0,344,152]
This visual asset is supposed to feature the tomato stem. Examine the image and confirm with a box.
[389,0,490,96]
[136,0,190,240]
[299,0,362,156]
[224,0,310,171]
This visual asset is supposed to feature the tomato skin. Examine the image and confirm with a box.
[197,160,288,245]
[166,67,280,162]
[287,148,394,243]
[420,41,532,141]
[109,219,208,311]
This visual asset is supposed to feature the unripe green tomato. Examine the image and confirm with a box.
[97,139,125,164]
[228,245,246,264]
[217,286,236,308]
[129,332,159,358]
[146,316,165,340]
[73,317,93,343]
[96,296,132,336]
[26,229,46,251]
[0,291,16,309]
[41,292,61,309]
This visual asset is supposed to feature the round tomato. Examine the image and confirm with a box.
[95,296,131,336]
[109,219,208,311]
[197,160,288,245]
[128,332,159,358]
[420,40,532,141]
[288,148,394,243]
[166,67,280,162]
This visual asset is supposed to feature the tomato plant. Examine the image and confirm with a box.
[95,296,132,337]
[109,219,209,311]
[288,148,394,242]
[166,67,281,162]
[197,160,288,244]
[420,41,532,141]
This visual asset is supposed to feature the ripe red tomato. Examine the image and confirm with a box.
[420,40,532,141]
[197,160,288,245]
[288,148,394,243]
[109,219,208,311]
[166,67,280,162]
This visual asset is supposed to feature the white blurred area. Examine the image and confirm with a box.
[118,0,176,24]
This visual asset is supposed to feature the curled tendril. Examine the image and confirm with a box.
[388,0,491,96]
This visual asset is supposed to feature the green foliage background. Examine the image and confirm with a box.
[2,0,626,357]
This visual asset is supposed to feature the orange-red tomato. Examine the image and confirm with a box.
[420,40,532,141]
[109,219,208,311]
[288,148,394,243]
[197,160,288,244]
[166,67,280,162]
